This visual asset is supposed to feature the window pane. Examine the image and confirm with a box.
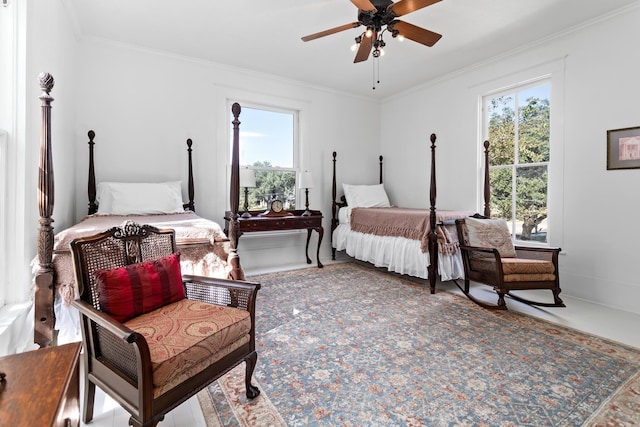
[518,84,550,164]
[489,168,513,230]
[515,165,547,243]
[245,170,296,210]
[488,95,515,166]
[239,107,294,168]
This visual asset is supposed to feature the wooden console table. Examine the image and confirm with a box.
[225,210,324,268]
[0,342,81,427]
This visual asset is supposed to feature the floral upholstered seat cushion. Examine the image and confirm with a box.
[124,298,251,392]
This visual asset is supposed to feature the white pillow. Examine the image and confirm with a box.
[342,183,390,208]
[97,182,184,215]
[96,182,115,214]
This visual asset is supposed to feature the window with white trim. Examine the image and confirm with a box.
[231,104,299,210]
[483,81,552,244]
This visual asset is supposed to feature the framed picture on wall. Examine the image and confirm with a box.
[607,126,640,170]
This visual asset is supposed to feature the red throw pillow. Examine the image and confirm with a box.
[94,253,185,323]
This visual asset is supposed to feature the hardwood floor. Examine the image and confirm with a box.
[82,260,640,427]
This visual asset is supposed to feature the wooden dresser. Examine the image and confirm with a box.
[0,342,81,427]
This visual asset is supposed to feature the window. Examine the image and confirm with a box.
[232,104,299,211]
[484,81,551,244]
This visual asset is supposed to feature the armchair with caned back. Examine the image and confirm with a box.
[454,215,565,310]
[70,221,260,427]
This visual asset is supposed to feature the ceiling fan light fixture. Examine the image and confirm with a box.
[365,27,373,37]
[391,29,404,41]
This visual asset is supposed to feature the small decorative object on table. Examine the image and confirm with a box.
[260,193,293,217]
[240,167,256,218]
[299,170,314,216]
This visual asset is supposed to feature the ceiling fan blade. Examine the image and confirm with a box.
[301,22,361,42]
[388,0,441,17]
[389,20,442,47]
[350,0,377,12]
[354,30,376,62]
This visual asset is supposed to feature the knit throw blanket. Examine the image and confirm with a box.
[350,207,474,254]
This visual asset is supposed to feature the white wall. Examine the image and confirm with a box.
[381,6,640,314]
[74,39,380,270]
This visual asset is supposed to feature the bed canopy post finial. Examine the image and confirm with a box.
[35,72,56,347]
[379,155,383,184]
[483,140,491,218]
[229,103,241,251]
[186,138,195,212]
[87,130,97,214]
[427,132,438,294]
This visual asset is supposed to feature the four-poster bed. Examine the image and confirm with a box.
[33,73,245,347]
[331,134,491,294]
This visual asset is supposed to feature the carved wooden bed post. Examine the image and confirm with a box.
[87,130,97,214]
[227,103,245,280]
[35,72,56,347]
[483,140,491,218]
[186,138,195,212]
[427,133,438,295]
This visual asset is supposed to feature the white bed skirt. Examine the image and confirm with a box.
[332,224,464,281]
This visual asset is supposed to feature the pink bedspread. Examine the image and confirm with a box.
[43,212,234,306]
[350,207,474,254]
[53,211,227,253]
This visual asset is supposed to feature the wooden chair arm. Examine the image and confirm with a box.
[514,246,560,263]
[182,275,260,312]
[514,245,561,253]
[72,299,138,343]
[72,299,153,391]
[459,245,500,257]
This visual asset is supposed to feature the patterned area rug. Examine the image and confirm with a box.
[198,262,640,426]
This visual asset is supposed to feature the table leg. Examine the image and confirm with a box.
[305,229,313,264]
[315,226,324,268]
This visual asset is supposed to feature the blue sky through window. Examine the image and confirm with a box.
[237,107,294,168]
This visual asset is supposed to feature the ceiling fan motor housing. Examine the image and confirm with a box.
[358,0,397,31]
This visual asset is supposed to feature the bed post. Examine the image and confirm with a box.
[227,103,245,280]
[483,140,491,218]
[331,152,338,260]
[87,130,97,214]
[379,155,383,184]
[35,72,56,347]
[186,138,195,212]
[428,133,438,295]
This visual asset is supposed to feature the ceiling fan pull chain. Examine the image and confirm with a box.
[372,57,381,90]
[372,58,376,90]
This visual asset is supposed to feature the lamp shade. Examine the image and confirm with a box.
[239,167,256,188]
[299,171,314,189]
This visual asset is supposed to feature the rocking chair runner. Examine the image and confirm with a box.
[454,216,565,310]
[70,222,260,427]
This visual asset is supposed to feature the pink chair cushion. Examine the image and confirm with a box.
[94,253,185,323]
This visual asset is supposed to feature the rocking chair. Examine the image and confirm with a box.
[70,222,260,427]
[454,216,565,310]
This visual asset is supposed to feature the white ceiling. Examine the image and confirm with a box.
[65,0,637,99]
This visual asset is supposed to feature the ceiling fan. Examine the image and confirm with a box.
[301,0,443,63]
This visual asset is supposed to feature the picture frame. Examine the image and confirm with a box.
[607,126,640,170]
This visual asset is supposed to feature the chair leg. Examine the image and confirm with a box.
[452,279,507,310]
[82,377,96,423]
[128,417,162,427]
[496,291,507,309]
[245,351,260,399]
[552,288,564,306]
